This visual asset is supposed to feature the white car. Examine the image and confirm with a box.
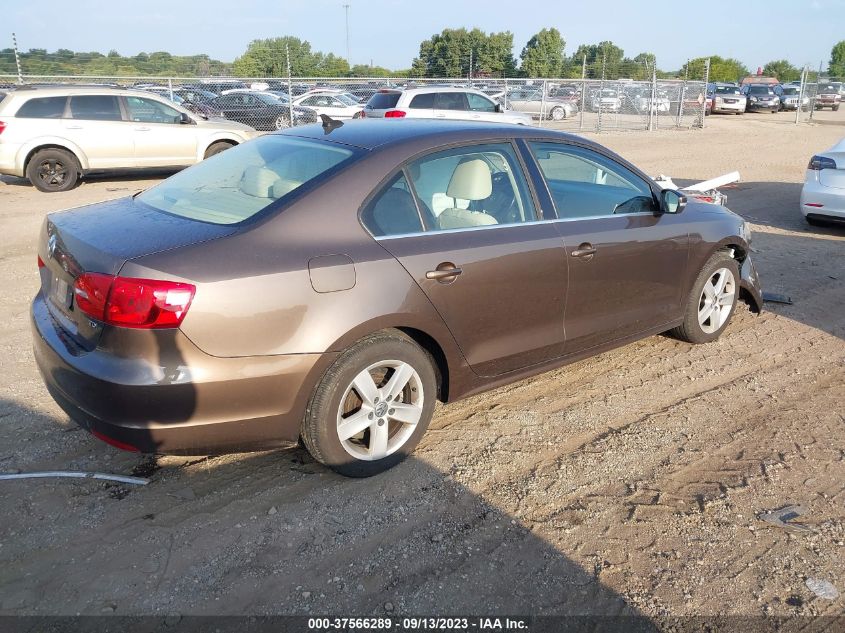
[800,139,845,225]
[590,89,622,113]
[363,87,532,125]
[293,91,364,119]
[0,86,258,192]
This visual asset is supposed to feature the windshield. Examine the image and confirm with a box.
[715,86,741,95]
[819,85,838,93]
[336,93,360,106]
[748,86,773,95]
[782,87,800,95]
[138,136,356,225]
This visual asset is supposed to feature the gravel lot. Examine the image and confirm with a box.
[0,110,843,622]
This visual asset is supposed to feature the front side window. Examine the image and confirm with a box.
[16,96,67,119]
[408,143,537,231]
[138,136,356,225]
[125,97,182,124]
[68,95,122,121]
[529,142,655,218]
[466,93,496,112]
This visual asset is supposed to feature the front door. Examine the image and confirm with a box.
[526,140,689,354]
[362,141,568,377]
[124,96,197,167]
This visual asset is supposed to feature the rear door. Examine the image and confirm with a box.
[525,140,689,354]
[64,95,135,168]
[405,92,436,119]
[123,96,197,167]
[362,141,568,377]
[433,92,471,121]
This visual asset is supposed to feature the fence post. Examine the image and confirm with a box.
[597,54,606,132]
[648,68,657,131]
[809,61,822,121]
[699,58,710,128]
[795,65,806,124]
[286,43,294,127]
[539,79,547,128]
[504,77,508,110]
[12,32,23,84]
[579,55,586,131]
[168,77,174,102]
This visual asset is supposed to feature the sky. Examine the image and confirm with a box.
[6,0,845,72]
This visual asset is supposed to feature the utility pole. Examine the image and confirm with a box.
[12,32,23,84]
[468,49,473,83]
[286,42,294,127]
[343,4,351,67]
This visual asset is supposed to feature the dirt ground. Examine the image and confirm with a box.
[0,110,843,624]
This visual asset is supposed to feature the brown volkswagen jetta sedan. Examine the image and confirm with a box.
[32,119,762,476]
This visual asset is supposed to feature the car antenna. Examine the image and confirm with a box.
[320,114,344,134]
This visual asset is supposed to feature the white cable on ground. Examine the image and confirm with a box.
[0,471,149,485]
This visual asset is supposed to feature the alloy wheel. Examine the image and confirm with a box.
[38,159,67,187]
[698,267,736,334]
[336,360,424,461]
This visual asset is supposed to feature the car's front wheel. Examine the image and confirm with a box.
[670,252,740,344]
[274,115,290,130]
[550,106,566,121]
[301,331,437,477]
[26,148,79,193]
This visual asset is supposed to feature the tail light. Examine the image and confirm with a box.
[73,273,195,329]
[37,255,45,269]
[0,120,6,135]
[807,155,837,170]
[384,110,406,118]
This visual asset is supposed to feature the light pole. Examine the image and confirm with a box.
[343,4,351,68]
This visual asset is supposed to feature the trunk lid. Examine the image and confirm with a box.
[38,196,236,350]
[818,153,845,190]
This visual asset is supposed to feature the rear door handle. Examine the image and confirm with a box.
[571,244,597,258]
[426,266,463,281]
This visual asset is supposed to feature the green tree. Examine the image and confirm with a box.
[830,40,845,78]
[232,37,320,77]
[350,63,392,77]
[520,28,565,77]
[762,59,800,82]
[570,41,625,79]
[411,28,516,77]
[681,56,748,82]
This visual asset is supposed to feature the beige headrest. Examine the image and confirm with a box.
[240,166,279,198]
[446,159,492,201]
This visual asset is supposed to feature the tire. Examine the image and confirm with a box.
[806,216,825,227]
[669,252,740,345]
[26,148,79,193]
[274,114,290,130]
[301,331,437,477]
[834,105,840,112]
[550,106,565,121]
[203,141,235,159]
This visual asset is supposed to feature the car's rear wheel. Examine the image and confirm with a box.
[301,331,437,477]
[670,252,739,344]
[550,106,566,121]
[203,141,235,159]
[26,148,79,193]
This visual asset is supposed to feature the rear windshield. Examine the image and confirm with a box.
[137,136,356,225]
[367,91,401,109]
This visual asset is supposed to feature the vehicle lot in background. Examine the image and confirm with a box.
[709,83,746,114]
[741,84,780,113]
[1,113,842,617]
[506,86,578,120]
[209,91,317,129]
[0,86,256,191]
[364,87,532,125]
[814,83,842,110]
[294,90,364,119]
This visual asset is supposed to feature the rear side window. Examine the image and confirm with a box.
[16,96,67,119]
[367,92,401,109]
[361,173,424,237]
[138,136,357,225]
[69,95,122,121]
[434,92,467,111]
[409,93,435,109]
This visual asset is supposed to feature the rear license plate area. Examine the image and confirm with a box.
[50,275,73,310]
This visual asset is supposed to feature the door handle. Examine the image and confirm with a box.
[571,244,597,258]
[426,266,463,281]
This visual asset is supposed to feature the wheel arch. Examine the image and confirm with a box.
[709,239,762,314]
[22,141,87,174]
[197,136,241,161]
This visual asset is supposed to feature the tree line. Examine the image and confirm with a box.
[2,33,844,82]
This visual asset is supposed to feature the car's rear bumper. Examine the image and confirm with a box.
[800,182,845,221]
[747,103,779,111]
[0,141,24,177]
[32,292,335,455]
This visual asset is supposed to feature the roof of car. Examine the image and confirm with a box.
[279,118,586,151]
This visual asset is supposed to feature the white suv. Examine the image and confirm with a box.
[362,87,531,125]
[0,86,258,192]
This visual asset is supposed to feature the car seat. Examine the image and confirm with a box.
[437,159,498,230]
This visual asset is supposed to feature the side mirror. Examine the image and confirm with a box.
[661,189,687,214]
[180,112,194,125]
[495,103,503,112]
